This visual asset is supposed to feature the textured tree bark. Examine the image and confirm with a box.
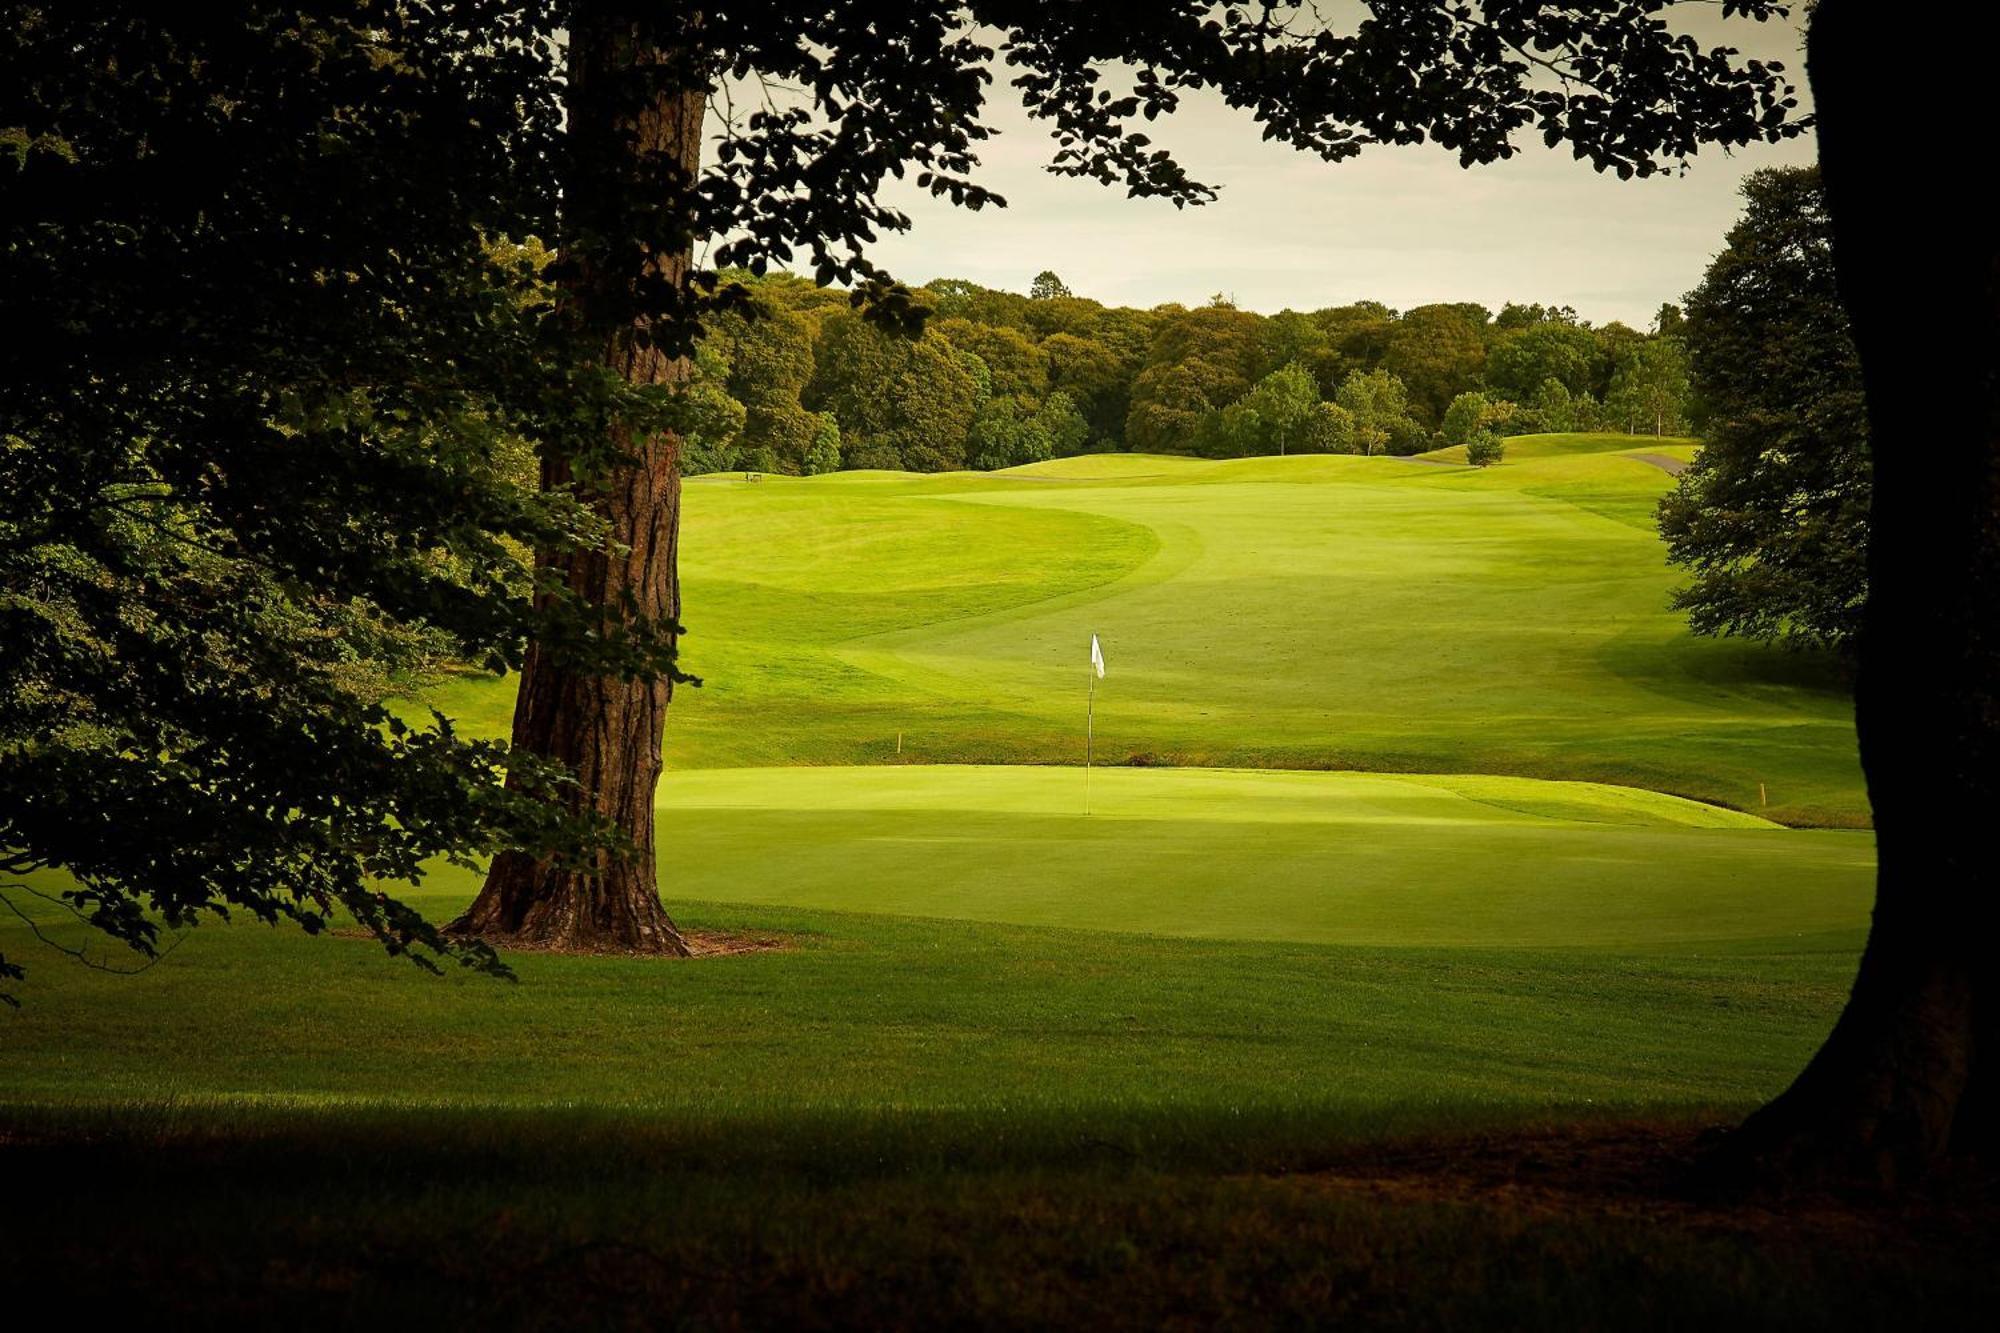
[451,13,701,956]
[1715,0,1997,1185]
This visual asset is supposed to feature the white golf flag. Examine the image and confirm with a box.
[1090,633,1105,679]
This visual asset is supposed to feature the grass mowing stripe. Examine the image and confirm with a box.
[420,435,1862,825]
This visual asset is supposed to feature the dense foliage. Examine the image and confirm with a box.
[1658,167,1869,654]
[0,5,684,993]
[688,277,1697,472]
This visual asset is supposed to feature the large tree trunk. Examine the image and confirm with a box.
[1715,0,1997,1186]
[451,12,702,957]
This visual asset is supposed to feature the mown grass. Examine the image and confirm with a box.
[648,766,1873,948]
[0,864,1862,1112]
[5,882,1900,1326]
[428,435,1861,825]
[2,436,1918,1325]
[5,884,1981,1332]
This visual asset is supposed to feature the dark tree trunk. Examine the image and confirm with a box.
[451,12,703,956]
[1716,0,1998,1185]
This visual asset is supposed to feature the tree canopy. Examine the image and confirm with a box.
[1657,167,1868,655]
[0,3,687,991]
[692,270,1693,471]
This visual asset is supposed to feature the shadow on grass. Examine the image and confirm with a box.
[3,1102,1993,1330]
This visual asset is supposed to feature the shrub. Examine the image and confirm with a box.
[1465,431,1506,467]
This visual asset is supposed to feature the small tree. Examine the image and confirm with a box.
[1335,368,1425,455]
[1296,401,1357,454]
[1531,377,1576,432]
[1198,362,1321,457]
[1607,337,1691,435]
[1247,362,1321,455]
[1465,430,1506,467]
[1440,391,1489,447]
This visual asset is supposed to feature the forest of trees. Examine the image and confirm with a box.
[685,270,1694,474]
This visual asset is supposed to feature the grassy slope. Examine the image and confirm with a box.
[4,434,1871,1118]
[4,436,1921,1325]
[1416,429,1698,464]
[430,435,1860,825]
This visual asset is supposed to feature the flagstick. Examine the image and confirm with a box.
[1084,655,1095,817]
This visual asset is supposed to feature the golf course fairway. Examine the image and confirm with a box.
[3,434,1876,1119]
[428,435,1862,826]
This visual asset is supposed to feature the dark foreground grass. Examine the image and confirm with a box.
[11,896,1989,1327]
[5,1107,1995,1330]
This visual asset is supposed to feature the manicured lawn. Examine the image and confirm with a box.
[0,819,1927,1328]
[0,896,1862,1115]
[652,765,1871,948]
[1417,429,1697,463]
[2,437,1919,1327]
[429,435,1861,825]
[1,765,1868,1112]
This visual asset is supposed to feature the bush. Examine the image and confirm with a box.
[1465,431,1505,467]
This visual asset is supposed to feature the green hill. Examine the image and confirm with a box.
[4,435,1885,1320]
[434,436,1860,825]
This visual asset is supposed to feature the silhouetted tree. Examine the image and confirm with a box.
[0,2,687,987]
[1658,167,1868,655]
[1711,0,1999,1186]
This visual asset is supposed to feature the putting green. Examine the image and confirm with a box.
[647,765,1873,949]
[429,435,1862,826]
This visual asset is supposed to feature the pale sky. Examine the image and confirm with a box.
[853,8,1817,328]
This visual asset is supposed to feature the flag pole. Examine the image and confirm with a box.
[1085,645,1095,816]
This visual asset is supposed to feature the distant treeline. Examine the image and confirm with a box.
[686,270,1692,475]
